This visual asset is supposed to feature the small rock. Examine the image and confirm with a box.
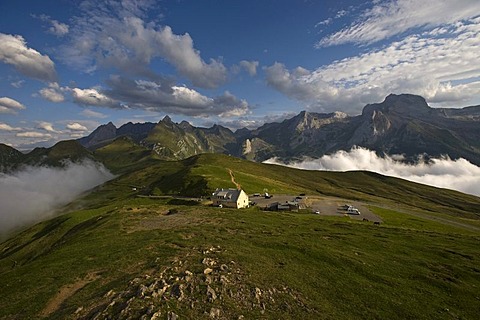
[205,275,212,284]
[150,311,162,320]
[138,284,149,298]
[255,287,262,301]
[204,268,213,275]
[105,290,115,297]
[209,307,221,318]
[220,275,229,285]
[167,311,178,320]
[220,264,228,271]
[238,316,244,320]
[207,285,217,301]
[202,257,216,266]
[74,307,83,314]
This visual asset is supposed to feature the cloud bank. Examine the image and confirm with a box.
[317,0,480,47]
[0,160,114,237]
[265,1,480,114]
[264,147,480,197]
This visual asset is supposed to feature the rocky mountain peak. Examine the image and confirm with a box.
[295,110,349,132]
[162,115,173,123]
[362,93,430,117]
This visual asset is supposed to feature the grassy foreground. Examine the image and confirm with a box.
[1,154,479,319]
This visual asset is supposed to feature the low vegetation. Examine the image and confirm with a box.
[1,153,479,319]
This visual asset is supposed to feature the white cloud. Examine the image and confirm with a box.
[317,0,480,47]
[0,123,22,131]
[0,33,57,82]
[72,87,121,108]
[266,18,480,113]
[265,147,480,197]
[11,80,25,88]
[103,76,250,117]
[0,97,26,114]
[16,131,52,138]
[39,82,65,102]
[0,160,114,236]
[81,109,107,118]
[66,122,88,131]
[37,121,57,133]
[61,1,227,88]
[155,25,227,88]
[34,14,69,36]
[239,60,259,76]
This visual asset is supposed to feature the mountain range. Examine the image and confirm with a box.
[79,94,480,164]
[2,93,480,172]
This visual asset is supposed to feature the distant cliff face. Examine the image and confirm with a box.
[73,94,480,165]
[242,94,480,164]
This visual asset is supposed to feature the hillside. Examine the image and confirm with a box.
[0,143,24,171]
[0,140,94,172]
[1,153,479,319]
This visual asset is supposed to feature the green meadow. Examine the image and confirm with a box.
[1,153,479,319]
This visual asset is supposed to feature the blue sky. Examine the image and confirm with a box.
[1,0,479,149]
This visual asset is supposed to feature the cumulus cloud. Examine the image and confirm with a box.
[317,0,480,47]
[16,131,52,138]
[239,60,259,76]
[66,122,88,131]
[0,33,57,82]
[0,160,114,236]
[39,82,65,102]
[37,121,58,133]
[101,75,249,117]
[61,1,227,88]
[0,123,22,131]
[265,17,480,113]
[34,14,69,36]
[265,147,480,197]
[0,97,26,114]
[71,87,122,108]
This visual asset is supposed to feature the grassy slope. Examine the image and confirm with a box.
[1,153,479,319]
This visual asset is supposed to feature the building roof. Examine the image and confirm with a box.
[213,188,245,202]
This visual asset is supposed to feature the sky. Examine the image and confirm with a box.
[1,0,479,150]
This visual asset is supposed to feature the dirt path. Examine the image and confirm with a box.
[228,169,241,190]
[39,272,100,317]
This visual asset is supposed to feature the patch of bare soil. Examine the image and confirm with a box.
[39,272,100,317]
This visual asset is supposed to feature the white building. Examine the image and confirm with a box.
[212,188,249,209]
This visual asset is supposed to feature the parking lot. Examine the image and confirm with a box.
[250,194,382,223]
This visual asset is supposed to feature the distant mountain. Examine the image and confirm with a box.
[0,93,461,168]
[0,140,94,172]
[243,94,480,164]
[79,116,239,160]
[0,143,24,171]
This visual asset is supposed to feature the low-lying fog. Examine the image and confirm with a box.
[265,147,480,197]
[0,160,114,237]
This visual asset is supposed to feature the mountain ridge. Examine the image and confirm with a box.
[2,94,480,171]
[73,94,480,165]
